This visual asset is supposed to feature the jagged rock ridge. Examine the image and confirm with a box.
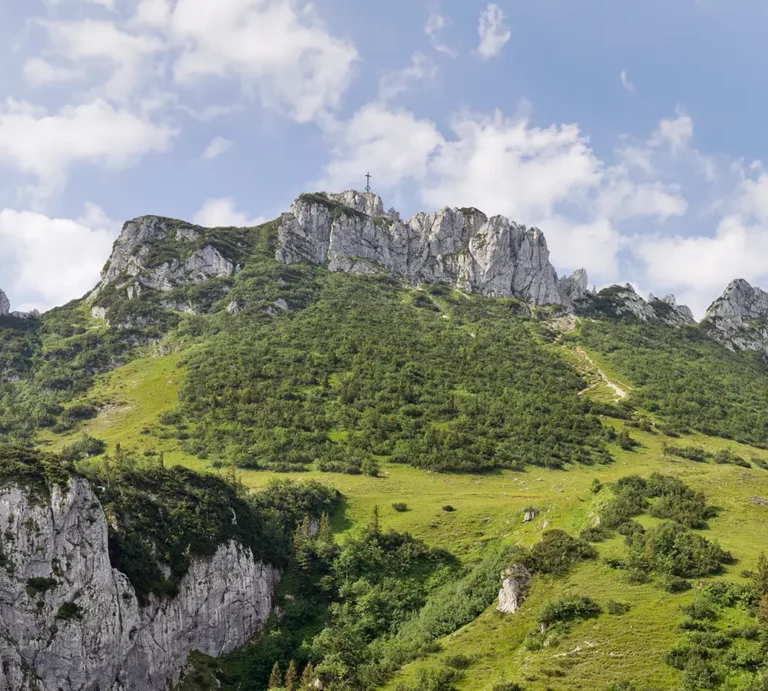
[276,190,589,306]
[0,475,279,691]
[704,279,768,352]
[576,284,696,325]
[87,216,239,319]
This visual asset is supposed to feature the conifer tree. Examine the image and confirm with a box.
[299,663,316,690]
[268,661,282,689]
[294,515,313,570]
[756,552,768,599]
[285,660,298,691]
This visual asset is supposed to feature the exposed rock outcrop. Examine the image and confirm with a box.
[0,476,278,691]
[0,289,10,316]
[497,563,532,614]
[276,191,586,306]
[577,284,695,325]
[88,216,236,307]
[703,279,768,352]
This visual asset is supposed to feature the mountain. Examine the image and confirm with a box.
[703,278,768,353]
[2,191,768,690]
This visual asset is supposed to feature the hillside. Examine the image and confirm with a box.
[3,191,768,690]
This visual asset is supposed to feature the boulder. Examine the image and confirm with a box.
[497,563,532,614]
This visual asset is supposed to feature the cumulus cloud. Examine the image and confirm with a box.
[193,197,265,227]
[633,170,768,317]
[27,19,164,102]
[202,136,233,160]
[650,107,694,153]
[0,98,176,198]
[0,205,120,312]
[425,11,457,57]
[476,4,511,59]
[378,53,437,102]
[171,0,358,123]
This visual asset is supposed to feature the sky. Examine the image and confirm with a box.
[2,1,768,317]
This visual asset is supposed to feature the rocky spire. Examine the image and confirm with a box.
[703,279,768,352]
[0,289,9,316]
[276,190,585,307]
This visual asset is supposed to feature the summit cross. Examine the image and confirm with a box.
[365,172,372,193]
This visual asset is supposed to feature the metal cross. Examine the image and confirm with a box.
[365,172,372,193]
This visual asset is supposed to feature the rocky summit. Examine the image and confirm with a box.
[276,190,588,306]
[703,279,768,352]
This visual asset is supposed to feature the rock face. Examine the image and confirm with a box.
[276,191,587,306]
[0,477,278,691]
[578,284,695,325]
[88,216,236,308]
[497,563,532,614]
[704,279,768,352]
[0,289,9,317]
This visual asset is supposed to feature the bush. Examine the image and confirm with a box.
[392,502,408,513]
[628,522,731,578]
[443,654,473,670]
[56,601,83,620]
[657,575,691,593]
[539,596,602,626]
[442,505,455,512]
[526,530,597,575]
[681,598,718,621]
[580,525,612,542]
[606,600,631,615]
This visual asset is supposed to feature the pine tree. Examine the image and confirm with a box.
[285,660,298,691]
[299,663,316,690]
[371,505,380,534]
[268,661,282,689]
[294,515,313,571]
[756,552,768,598]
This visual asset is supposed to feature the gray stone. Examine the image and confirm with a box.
[704,279,768,352]
[497,563,532,614]
[523,509,537,523]
[0,477,279,691]
[88,217,235,303]
[0,289,10,316]
[276,191,586,306]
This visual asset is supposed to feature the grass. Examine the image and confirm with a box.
[35,343,768,690]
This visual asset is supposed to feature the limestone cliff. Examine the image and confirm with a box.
[0,475,278,691]
[276,191,588,306]
[704,279,768,352]
[576,284,695,325]
[87,216,239,319]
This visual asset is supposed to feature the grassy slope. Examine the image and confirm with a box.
[37,337,768,690]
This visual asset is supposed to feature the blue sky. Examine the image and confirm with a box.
[1,0,768,316]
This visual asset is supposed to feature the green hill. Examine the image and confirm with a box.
[3,206,768,691]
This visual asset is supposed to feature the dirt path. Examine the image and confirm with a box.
[574,347,628,400]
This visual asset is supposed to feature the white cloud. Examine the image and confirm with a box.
[378,53,437,102]
[23,58,83,85]
[0,98,176,197]
[620,70,635,93]
[0,205,120,312]
[193,197,265,227]
[650,107,693,153]
[45,0,115,7]
[133,0,172,27]
[203,136,233,160]
[320,104,443,190]
[595,180,687,221]
[171,0,358,123]
[425,11,457,57]
[476,4,511,60]
[422,112,603,220]
[29,19,164,102]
